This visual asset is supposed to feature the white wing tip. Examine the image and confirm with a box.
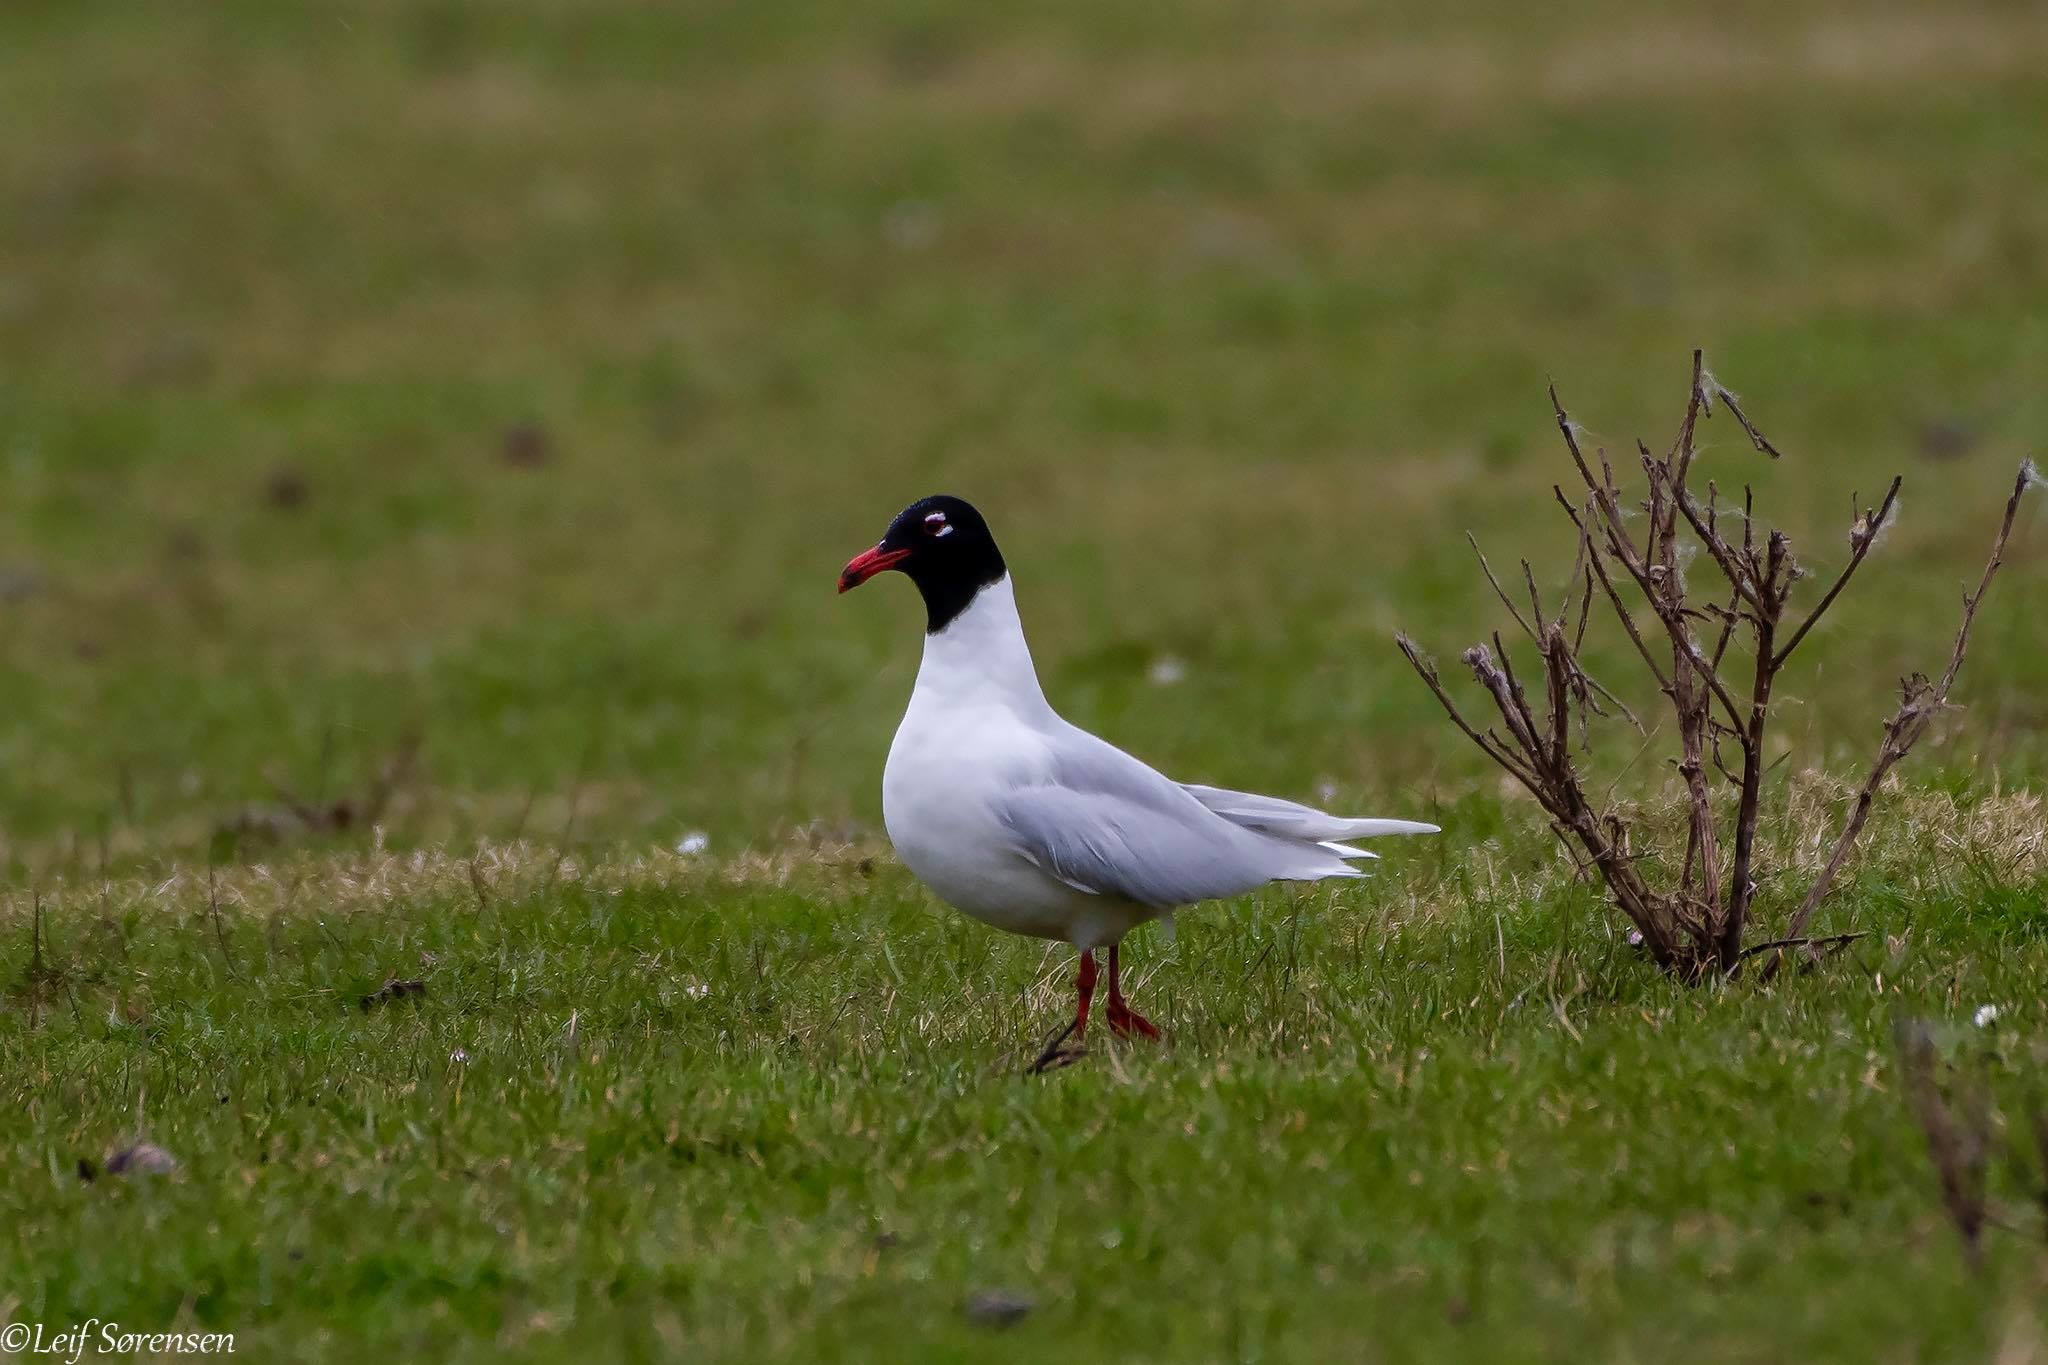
[1337,818,1441,838]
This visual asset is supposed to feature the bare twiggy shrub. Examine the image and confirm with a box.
[1399,352,2036,980]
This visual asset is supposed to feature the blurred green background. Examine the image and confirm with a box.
[2,0,2044,864]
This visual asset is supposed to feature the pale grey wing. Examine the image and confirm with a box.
[996,784,1362,909]
[1181,783,1440,853]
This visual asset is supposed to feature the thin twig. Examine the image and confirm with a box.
[1554,488,1672,695]
[1772,465,2034,970]
[1714,385,1784,460]
[1466,533,1539,644]
[1736,932,1865,962]
[1772,476,1904,668]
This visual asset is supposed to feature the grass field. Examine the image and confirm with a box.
[4,1,2047,1359]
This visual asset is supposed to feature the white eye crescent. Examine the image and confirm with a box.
[923,512,953,537]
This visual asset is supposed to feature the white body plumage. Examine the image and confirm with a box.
[882,574,1436,951]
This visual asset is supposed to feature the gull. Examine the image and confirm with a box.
[840,495,1439,1070]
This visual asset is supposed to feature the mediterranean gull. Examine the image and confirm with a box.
[839,494,1439,1070]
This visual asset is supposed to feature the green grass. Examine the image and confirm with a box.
[6,833,2047,1361]
[3,0,2047,1358]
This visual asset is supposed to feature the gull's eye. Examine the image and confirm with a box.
[922,511,953,538]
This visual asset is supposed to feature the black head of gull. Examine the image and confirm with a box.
[838,494,1008,634]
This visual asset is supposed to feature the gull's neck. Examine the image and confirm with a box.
[912,575,1051,714]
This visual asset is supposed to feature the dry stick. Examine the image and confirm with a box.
[1552,385,1608,505]
[1554,490,1673,697]
[1655,534,1721,923]
[1555,398,1742,959]
[1466,647,1544,775]
[1659,365,1763,940]
[1486,516,1640,732]
[1705,586,1744,672]
[1395,637,1541,789]
[1772,477,1905,668]
[1570,553,1597,655]
[1543,629,1574,770]
[1399,636,1682,964]
[1628,358,1746,947]
[1587,463,1749,733]
[1467,533,1539,644]
[1559,521,1592,635]
[1667,473,1766,612]
[1713,385,1784,460]
[1671,349,1709,487]
[1768,465,2035,979]
[1656,369,1791,969]
[1720,529,1790,970]
[207,862,242,982]
[1520,559,1547,631]
[1736,932,1865,961]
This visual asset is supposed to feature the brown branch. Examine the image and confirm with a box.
[1554,487,1672,696]
[1521,559,1547,632]
[1466,533,1539,645]
[1712,384,1784,460]
[1395,635,1540,788]
[1772,476,1904,669]
[1771,464,2035,970]
[1719,530,1791,968]
[1412,362,2030,984]
[1398,632,1680,964]
[1543,628,1573,770]
[1666,350,1707,520]
[1736,932,1865,962]
[1473,639,1545,764]
[1665,471,1766,612]
[1586,456,1750,737]
[1552,384,1606,501]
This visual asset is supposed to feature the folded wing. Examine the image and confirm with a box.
[1181,783,1440,856]
[998,784,1365,908]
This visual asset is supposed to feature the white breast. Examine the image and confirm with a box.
[879,576,1132,943]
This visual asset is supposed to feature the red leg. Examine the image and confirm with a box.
[1073,948,1099,1038]
[1105,944,1161,1040]
[1031,949,1098,1073]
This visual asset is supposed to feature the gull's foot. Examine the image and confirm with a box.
[1106,1003,1161,1041]
[1028,1018,1088,1074]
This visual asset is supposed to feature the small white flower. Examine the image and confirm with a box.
[1147,655,1186,686]
[1972,1004,2000,1028]
[450,1047,471,1064]
[681,979,710,1000]
[1315,781,1339,804]
[676,831,709,856]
